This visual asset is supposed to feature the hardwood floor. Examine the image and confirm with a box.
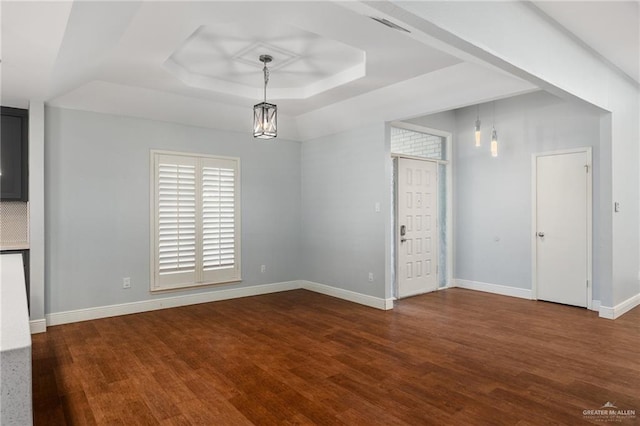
[32,289,640,425]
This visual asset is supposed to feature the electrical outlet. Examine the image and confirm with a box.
[123,277,131,289]
[261,265,266,273]
[368,272,374,282]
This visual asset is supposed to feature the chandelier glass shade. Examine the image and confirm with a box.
[253,54,277,139]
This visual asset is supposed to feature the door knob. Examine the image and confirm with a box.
[537,232,545,237]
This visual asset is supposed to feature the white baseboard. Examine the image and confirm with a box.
[40,279,636,328]
[29,319,46,334]
[455,280,638,319]
[300,281,394,310]
[454,279,532,300]
[44,280,394,327]
[598,293,640,319]
[46,281,301,326]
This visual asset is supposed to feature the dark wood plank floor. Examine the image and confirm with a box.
[32,289,640,425]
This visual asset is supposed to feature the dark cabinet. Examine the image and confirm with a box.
[1,107,28,201]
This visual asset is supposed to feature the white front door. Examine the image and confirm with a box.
[534,150,591,308]
[397,158,438,298]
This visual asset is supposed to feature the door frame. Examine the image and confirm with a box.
[390,121,454,298]
[531,147,592,309]
[395,157,439,298]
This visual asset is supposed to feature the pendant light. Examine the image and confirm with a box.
[490,101,498,157]
[490,127,498,157]
[474,105,481,147]
[253,54,277,139]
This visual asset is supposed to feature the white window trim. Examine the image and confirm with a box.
[150,149,241,292]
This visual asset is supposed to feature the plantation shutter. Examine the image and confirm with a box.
[152,152,240,291]
[154,154,197,288]
[201,157,240,283]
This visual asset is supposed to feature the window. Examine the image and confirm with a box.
[390,127,445,160]
[150,150,241,291]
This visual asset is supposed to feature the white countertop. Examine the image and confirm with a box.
[0,253,31,352]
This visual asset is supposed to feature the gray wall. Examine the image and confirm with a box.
[45,107,301,314]
[43,92,608,315]
[394,0,637,309]
[29,101,46,323]
[300,124,389,298]
[452,91,604,297]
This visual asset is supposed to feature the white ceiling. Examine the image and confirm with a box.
[2,1,634,140]
[532,1,639,84]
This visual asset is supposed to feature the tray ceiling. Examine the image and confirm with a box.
[164,22,366,99]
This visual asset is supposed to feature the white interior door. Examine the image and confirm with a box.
[535,150,591,308]
[397,158,438,298]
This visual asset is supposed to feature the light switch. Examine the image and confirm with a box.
[375,202,381,213]
[614,202,620,213]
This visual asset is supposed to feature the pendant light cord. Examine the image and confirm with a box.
[492,101,495,129]
[263,61,270,103]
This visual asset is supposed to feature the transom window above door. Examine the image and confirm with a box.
[391,127,445,161]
